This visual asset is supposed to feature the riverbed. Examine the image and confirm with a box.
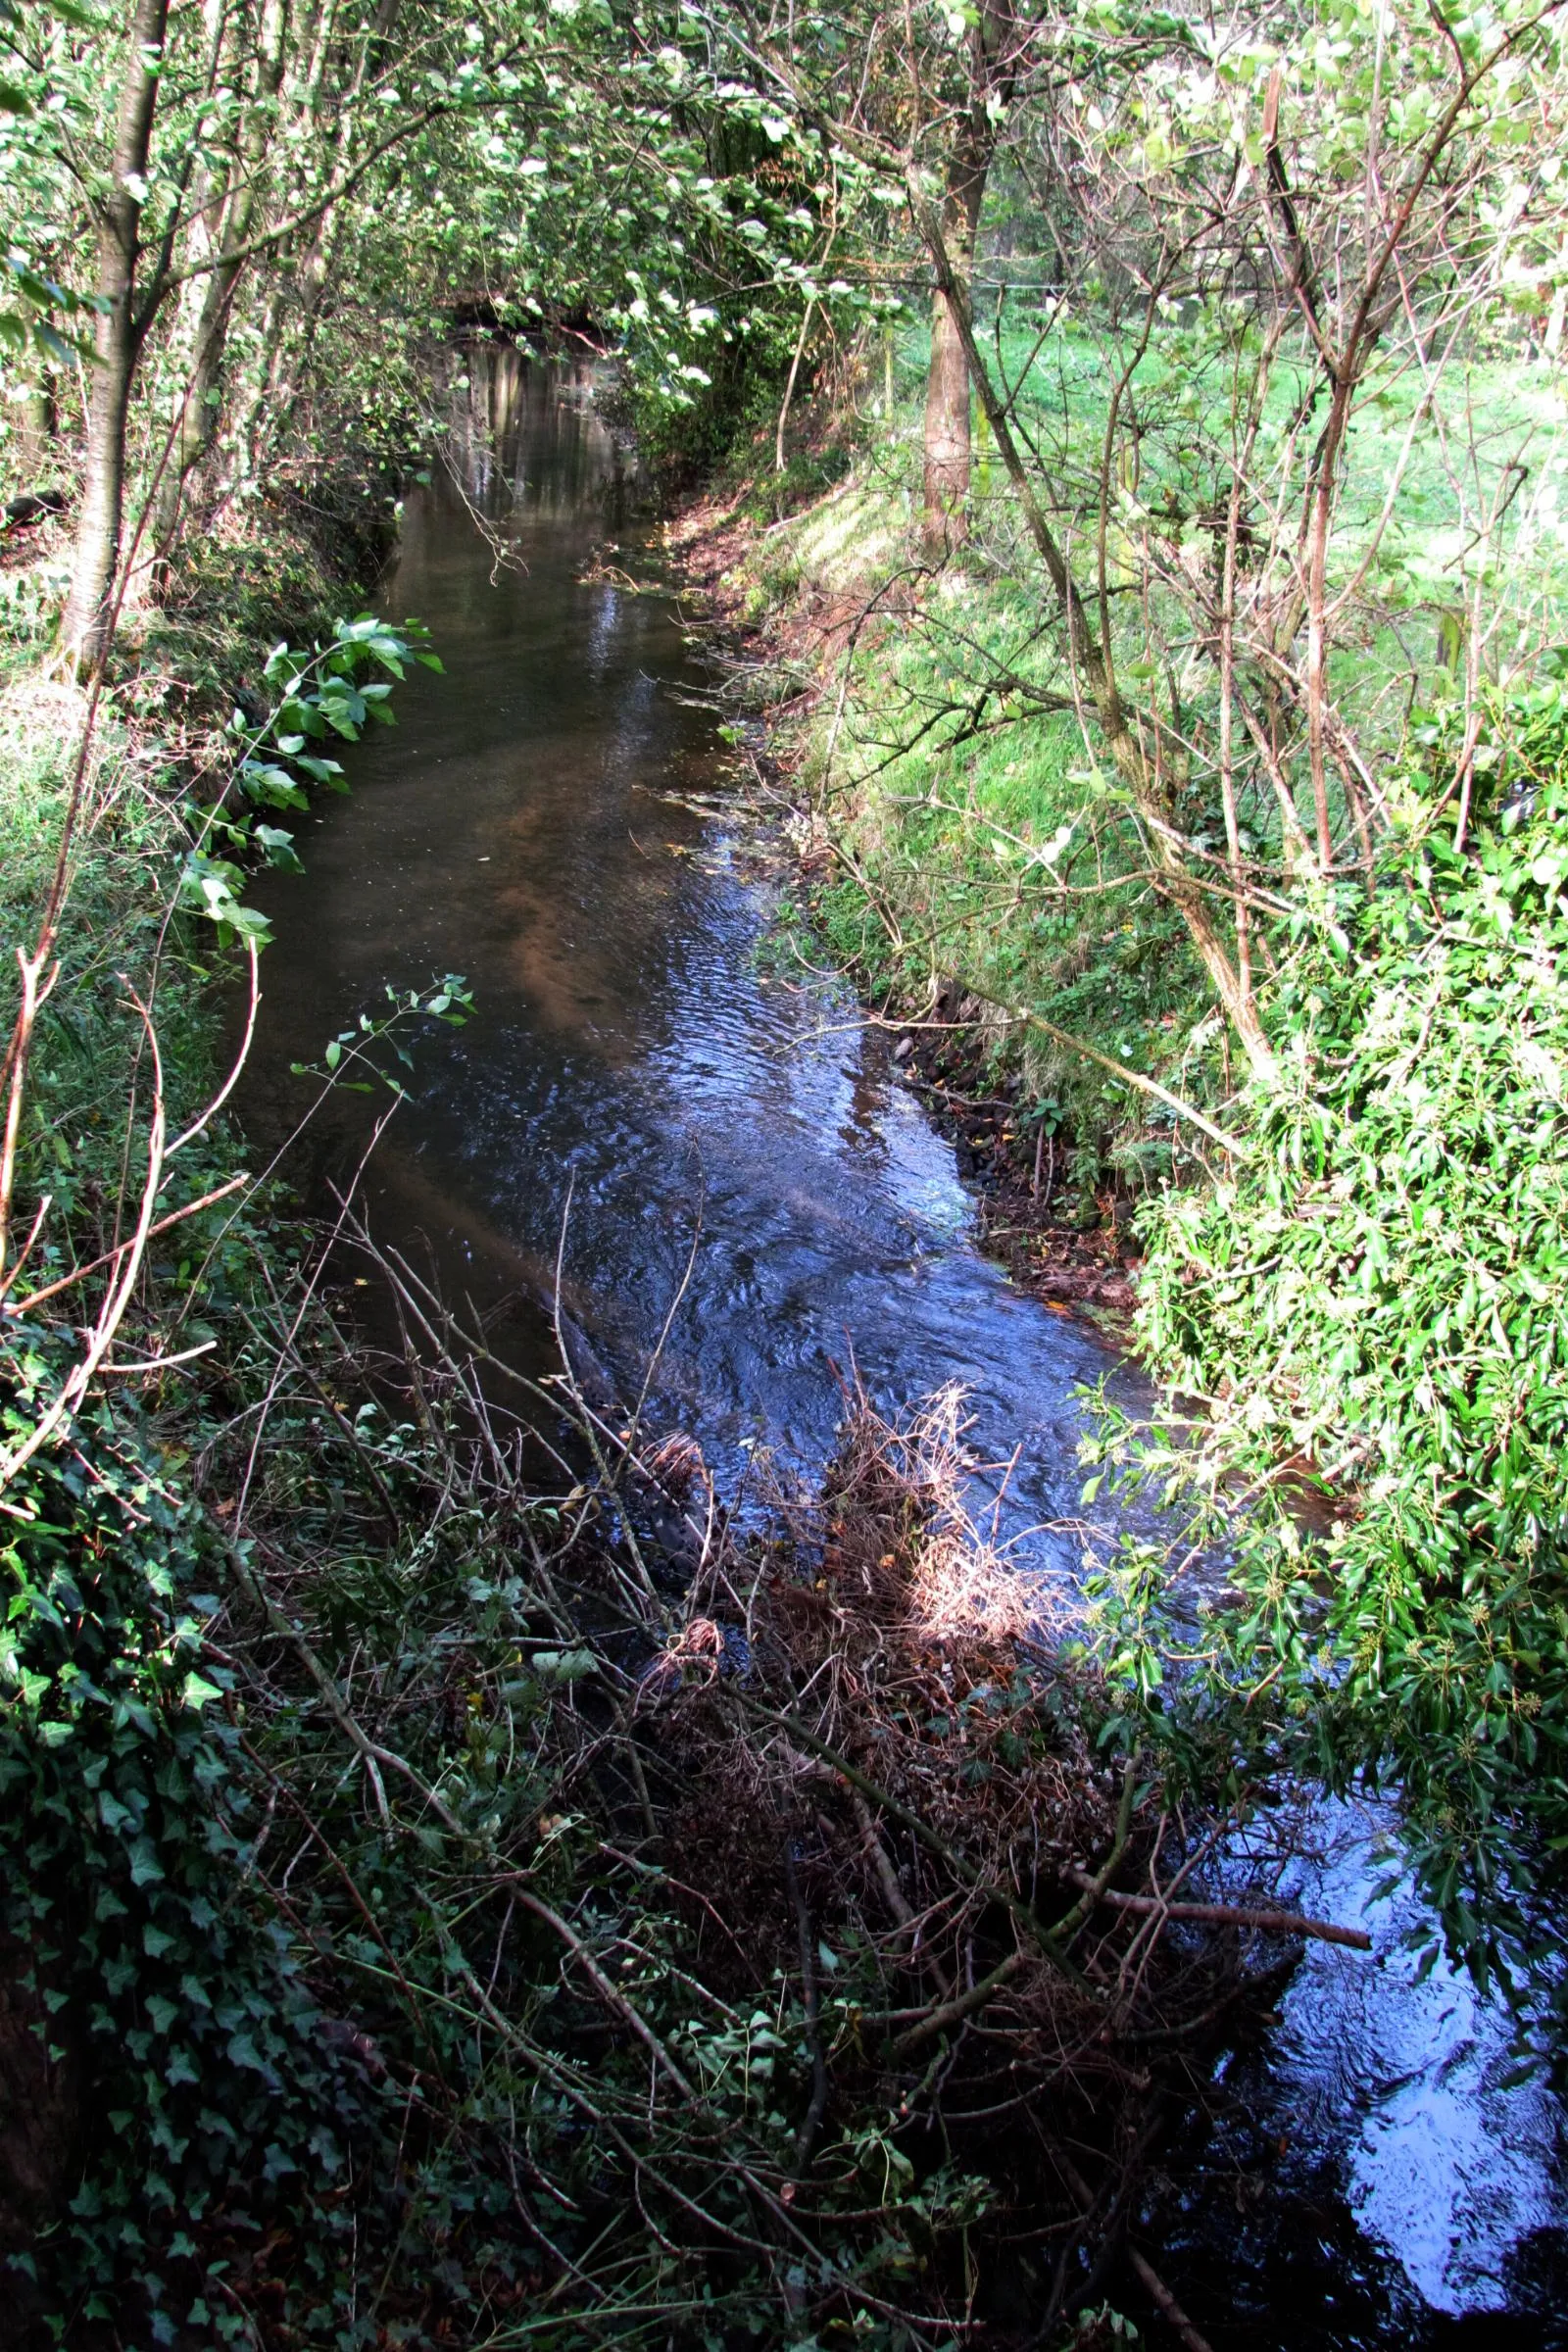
[239,350,1568,2348]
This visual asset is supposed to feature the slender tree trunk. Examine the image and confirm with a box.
[62,291,142,673]
[922,141,987,553]
[911,177,1281,1086]
[922,0,1012,555]
[149,265,236,557]
[61,0,171,673]
[775,295,814,477]
[152,0,292,561]
[231,0,398,496]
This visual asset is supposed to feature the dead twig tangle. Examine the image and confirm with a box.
[189,1228,1365,2342]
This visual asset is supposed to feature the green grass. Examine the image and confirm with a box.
[749,311,1568,1174]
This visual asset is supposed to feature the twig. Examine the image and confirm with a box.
[1127,2247,1217,2352]
[851,1789,914,1928]
[0,947,60,1277]
[238,1298,401,1531]
[1052,1759,1139,1945]
[165,931,260,1158]
[892,1949,1025,2054]
[0,1193,53,1307]
[506,1885,699,2103]
[225,1542,468,1839]
[0,981,168,1495]
[782,1847,829,2171]
[8,1171,250,1315]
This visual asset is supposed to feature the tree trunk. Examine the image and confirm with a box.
[151,0,291,562]
[909,178,1281,1087]
[61,0,170,673]
[61,280,141,674]
[922,145,987,553]
[148,267,236,559]
[229,0,399,498]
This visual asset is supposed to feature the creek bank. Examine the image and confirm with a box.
[14,352,1560,2346]
[662,482,1144,1332]
[0,441,463,2342]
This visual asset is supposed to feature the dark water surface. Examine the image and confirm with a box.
[241,357,1110,1564]
[240,354,1568,2347]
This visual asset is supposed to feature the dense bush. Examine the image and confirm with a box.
[1089,675,1568,1969]
[0,1356,382,2341]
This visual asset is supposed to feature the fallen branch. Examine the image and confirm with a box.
[507,1884,700,2103]
[1128,2245,1217,2352]
[8,1172,250,1315]
[891,1948,1025,2054]
[739,1696,1092,1990]
[1065,1870,1372,1951]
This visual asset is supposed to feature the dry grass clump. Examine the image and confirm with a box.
[645,1385,1118,2017]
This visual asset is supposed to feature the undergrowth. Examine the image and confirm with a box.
[703,335,1227,1206]
[0,421,1310,2351]
[1085,672,1568,1987]
[709,337,1568,1984]
[4,1157,1325,2344]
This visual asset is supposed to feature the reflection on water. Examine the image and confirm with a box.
[1157,1802,1568,2348]
[239,355,1114,1565]
[239,350,1568,2347]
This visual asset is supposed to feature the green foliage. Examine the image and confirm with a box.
[184,613,443,946]
[0,568,499,2334]
[0,250,99,367]
[2,1262,1025,2339]
[784,487,1214,1154]
[0,497,1010,2335]
[1087,677,1568,1973]
[7,0,1568,2315]
[0,1370,379,2343]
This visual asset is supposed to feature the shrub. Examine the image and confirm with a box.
[1088,672,1568,1974]
[0,1363,378,2342]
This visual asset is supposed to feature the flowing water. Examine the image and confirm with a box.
[239,352,1568,2347]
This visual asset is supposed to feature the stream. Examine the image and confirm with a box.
[239,350,1568,2347]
